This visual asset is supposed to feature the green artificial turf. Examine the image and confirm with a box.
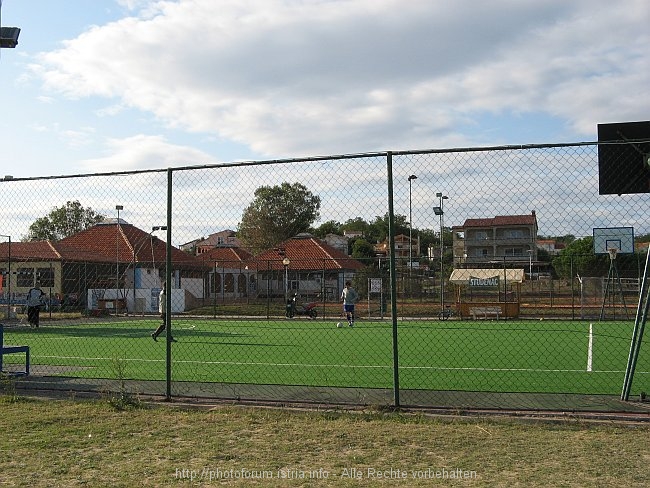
[2,318,647,395]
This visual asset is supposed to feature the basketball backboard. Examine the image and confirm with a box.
[593,227,635,254]
[598,121,650,195]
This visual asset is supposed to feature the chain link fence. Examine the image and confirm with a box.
[0,142,648,412]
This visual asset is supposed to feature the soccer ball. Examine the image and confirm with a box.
[336,322,343,328]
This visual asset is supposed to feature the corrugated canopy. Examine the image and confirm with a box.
[449,268,525,284]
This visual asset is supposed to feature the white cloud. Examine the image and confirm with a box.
[79,134,219,172]
[32,0,649,160]
[27,123,96,148]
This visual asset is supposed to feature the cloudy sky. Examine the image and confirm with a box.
[0,0,647,179]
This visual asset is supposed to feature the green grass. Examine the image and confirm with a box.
[1,398,649,487]
[2,318,648,395]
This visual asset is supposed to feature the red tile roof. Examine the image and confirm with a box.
[201,246,254,268]
[463,213,538,228]
[1,228,364,272]
[0,241,61,261]
[61,223,205,267]
[1,223,207,268]
[246,236,364,271]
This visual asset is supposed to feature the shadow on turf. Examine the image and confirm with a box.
[21,325,300,347]
[18,325,253,340]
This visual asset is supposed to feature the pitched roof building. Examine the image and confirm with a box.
[201,246,254,269]
[194,230,242,255]
[245,234,364,272]
[452,211,538,269]
[243,234,364,299]
[0,222,207,311]
[375,234,417,260]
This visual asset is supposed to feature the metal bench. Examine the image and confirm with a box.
[469,307,501,320]
[0,324,30,376]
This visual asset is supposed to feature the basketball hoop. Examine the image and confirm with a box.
[607,248,618,260]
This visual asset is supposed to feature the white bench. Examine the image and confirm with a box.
[469,307,501,320]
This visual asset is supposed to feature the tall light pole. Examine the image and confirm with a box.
[151,226,167,286]
[282,257,291,304]
[434,193,448,311]
[115,205,123,313]
[408,175,417,297]
[527,249,533,279]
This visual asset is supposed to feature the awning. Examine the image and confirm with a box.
[449,268,525,285]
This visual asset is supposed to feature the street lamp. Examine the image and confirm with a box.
[408,175,417,297]
[115,205,123,313]
[282,257,291,303]
[0,27,21,49]
[527,249,533,279]
[151,226,167,287]
[132,225,166,314]
[434,193,448,311]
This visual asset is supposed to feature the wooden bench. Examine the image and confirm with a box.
[0,324,30,376]
[469,306,501,320]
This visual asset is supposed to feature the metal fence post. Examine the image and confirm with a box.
[166,168,173,401]
[387,151,400,408]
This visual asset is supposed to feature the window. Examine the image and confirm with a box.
[212,273,222,293]
[37,267,55,288]
[505,229,524,239]
[505,248,524,256]
[224,273,235,293]
[17,267,34,287]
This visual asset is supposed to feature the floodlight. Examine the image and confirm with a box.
[0,27,20,48]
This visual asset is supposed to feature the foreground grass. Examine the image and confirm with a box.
[0,397,649,487]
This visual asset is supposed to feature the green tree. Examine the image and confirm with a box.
[238,182,321,254]
[417,228,437,258]
[552,237,597,278]
[340,217,370,238]
[351,238,375,261]
[368,213,409,243]
[25,200,105,241]
[311,220,341,238]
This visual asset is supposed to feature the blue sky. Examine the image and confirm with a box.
[1,0,648,179]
